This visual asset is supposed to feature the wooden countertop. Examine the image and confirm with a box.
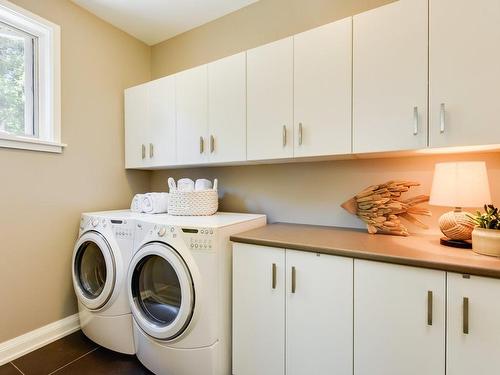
[230,223,500,278]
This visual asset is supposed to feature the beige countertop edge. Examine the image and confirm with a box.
[230,235,500,279]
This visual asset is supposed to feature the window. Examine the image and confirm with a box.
[0,0,62,153]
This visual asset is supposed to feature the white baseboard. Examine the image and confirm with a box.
[0,313,80,366]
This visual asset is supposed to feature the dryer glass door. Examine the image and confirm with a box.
[76,241,107,298]
[73,231,116,310]
[130,243,194,340]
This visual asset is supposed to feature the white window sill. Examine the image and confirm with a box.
[0,134,66,153]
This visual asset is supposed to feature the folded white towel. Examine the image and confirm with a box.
[141,192,169,214]
[130,194,144,213]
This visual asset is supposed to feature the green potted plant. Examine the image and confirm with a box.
[469,205,500,257]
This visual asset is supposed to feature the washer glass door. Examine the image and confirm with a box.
[130,243,194,340]
[73,231,116,310]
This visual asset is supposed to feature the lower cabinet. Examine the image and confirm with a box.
[232,243,353,375]
[354,260,446,375]
[233,244,500,375]
[286,250,353,375]
[447,273,500,375]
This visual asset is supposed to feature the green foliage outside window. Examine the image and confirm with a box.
[0,33,25,135]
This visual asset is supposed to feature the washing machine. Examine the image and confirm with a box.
[72,210,159,354]
[127,213,266,375]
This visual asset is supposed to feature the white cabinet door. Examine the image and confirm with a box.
[176,65,208,165]
[429,0,500,148]
[124,83,149,169]
[286,250,353,375]
[149,76,176,167]
[294,18,352,157]
[354,260,445,375]
[232,243,285,375]
[247,37,293,161]
[208,52,246,163]
[353,0,428,153]
[447,273,500,374]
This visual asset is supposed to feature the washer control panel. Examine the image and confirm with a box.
[183,227,215,250]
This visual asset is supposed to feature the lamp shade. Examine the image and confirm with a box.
[429,162,492,208]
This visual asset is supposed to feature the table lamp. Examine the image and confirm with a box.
[429,161,492,248]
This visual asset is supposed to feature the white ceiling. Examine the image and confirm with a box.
[72,0,258,45]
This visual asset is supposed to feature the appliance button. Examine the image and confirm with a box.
[191,244,194,248]
[195,244,198,248]
[92,219,99,227]
[210,229,213,234]
[170,227,174,232]
[158,227,167,237]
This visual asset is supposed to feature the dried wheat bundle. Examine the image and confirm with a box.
[341,180,431,236]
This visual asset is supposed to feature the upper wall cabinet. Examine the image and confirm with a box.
[429,0,500,148]
[124,77,176,169]
[125,84,149,169]
[176,65,208,165]
[148,76,176,167]
[294,18,352,157]
[353,0,428,153]
[247,37,294,161]
[208,52,247,163]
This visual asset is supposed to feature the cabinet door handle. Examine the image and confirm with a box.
[199,136,204,154]
[149,143,154,158]
[141,144,146,159]
[440,103,446,133]
[298,123,303,145]
[427,291,433,326]
[291,266,296,293]
[463,297,469,334]
[210,135,215,153]
[282,125,287,147]
[413,106,419,135]
[272,263,277,289]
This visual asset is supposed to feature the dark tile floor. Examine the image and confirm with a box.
[0,331,152,375]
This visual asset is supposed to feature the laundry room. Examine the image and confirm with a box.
[0,0,499,374]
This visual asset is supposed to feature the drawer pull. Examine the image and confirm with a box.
[440,103,446,133]
[141,144,146,159]
[149,143,154,158]
[272,263,277,289]
[291,266,296,293]
[199,136,204,154]
[413,106,419,135]
[427,290,433,326]
[282,125,287,147]
[463,297,469,334]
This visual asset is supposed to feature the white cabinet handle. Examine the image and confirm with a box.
[413,107,418,135]
[463,297,469,334]
[141,144,146,159]
[149,143,154,158]
[210,135,215,153]
[298,123,303,145]
[427,291,433,326]
[440,103,446,133]
[272,263,277,289]
[199,136,204,154]
[282,125,287,147]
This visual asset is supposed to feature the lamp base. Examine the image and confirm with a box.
[440,237,472,249]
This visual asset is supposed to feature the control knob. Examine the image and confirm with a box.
[158,227,167,237]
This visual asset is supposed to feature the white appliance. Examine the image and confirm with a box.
[72,210,159,354]
[127,213,266,375]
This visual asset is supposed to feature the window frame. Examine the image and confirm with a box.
[0,0,63,153]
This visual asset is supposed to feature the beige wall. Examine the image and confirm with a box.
[150,0,499,232]
[151,0,394,77]
[0,0,150,342]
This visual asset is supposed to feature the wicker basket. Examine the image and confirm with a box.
[167,178,218,216]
